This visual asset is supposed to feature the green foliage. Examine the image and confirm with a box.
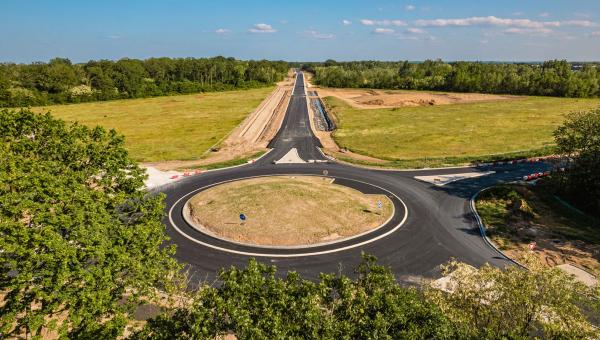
[553,108,600,216]
[306,59,600,98]
[0,109,181,338]
[135,254,452,339]
[137,254,600,339]
[0,57,289,107]
[426,259,600,339]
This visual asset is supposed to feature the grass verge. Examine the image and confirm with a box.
[31,87,274,162]
[182,151,266,171]
[323,95,600,168]
[475,183,600,275]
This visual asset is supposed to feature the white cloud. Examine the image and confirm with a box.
[405,4,415,11]
[397,34,436,41]
[512,11,524,16]
[405,27,426,34]
[413,16,597,29]
[539,12,550,18]
[504,27,554,35]
[373,28,395,34]
[303,30,335,39]
[589,31,600,37]
[342,19,352,26]
[562,20,597,27]
[360,19,407,27]
[248,23,276,33]
[215,28,231,34]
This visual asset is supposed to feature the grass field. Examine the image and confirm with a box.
[32,87,274,162]
[324,96,600,167]
[187,176,392,246]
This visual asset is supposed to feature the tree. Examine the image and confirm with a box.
[553,108,600,216]
[0,66,10,104]
[134,255,452,339]
[0,109,180,338]
[426,257,599,339]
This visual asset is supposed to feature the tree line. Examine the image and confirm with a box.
[0,57,289,107]
[303,59,600,98]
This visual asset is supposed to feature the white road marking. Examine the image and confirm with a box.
[274,148,306,164]
[168,174,408,257]
[415,171,495,186]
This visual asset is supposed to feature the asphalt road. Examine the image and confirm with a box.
[160,72,549,283]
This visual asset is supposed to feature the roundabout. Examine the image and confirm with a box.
[159,72,551,282]
[183,175,395,248]
[168,173,406,257]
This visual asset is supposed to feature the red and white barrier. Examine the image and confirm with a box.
[522,171,552,181]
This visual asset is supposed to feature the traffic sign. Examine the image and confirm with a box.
[377,201,382,209]
[528,242,536,251]
[322,170,329,176]
[239,213,246,222]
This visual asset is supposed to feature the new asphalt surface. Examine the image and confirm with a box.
[160,72,549,283]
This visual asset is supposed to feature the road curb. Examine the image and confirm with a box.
[470,187,526,268]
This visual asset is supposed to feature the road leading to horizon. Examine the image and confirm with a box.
[263,72,325,163]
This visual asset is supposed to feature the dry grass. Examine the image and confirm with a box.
[187,176,393,246]
[31,88,274,162]
[323,95,600,166]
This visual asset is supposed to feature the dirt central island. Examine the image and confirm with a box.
[185,176,393,247]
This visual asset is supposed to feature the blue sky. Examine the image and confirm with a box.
[1,0,599,62]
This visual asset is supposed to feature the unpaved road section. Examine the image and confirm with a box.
[186,176,393,247]
[317,88,519,109]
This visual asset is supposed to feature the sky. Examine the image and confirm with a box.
[1,0,600,63]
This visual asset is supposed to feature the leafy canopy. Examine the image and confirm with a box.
[135,255,452,339]
[0,109,180,338]
[553,108,600,215]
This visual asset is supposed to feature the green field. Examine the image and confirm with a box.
[324,96,600,167]
[32,87,274,162]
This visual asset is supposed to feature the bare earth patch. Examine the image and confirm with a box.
[316,88,518,109]
[476,184,600,277]
[186,176,393,247]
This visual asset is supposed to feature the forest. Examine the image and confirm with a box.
[303,60,600,98]
[0,57,289,107]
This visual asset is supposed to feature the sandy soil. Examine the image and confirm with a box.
[186,176,393,247]
[316,88,519,109]
[479,186,600,278]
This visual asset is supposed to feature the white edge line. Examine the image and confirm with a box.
[470,187,525,268]
[168,174,408,257]
[181,177,396,250]
[146,149,275,193]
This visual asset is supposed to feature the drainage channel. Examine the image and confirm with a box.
[309,92,335,131]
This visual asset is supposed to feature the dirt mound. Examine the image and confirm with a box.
[317,88,519,109]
